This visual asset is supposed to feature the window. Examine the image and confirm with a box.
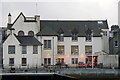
[57,45,64,54]
[28,31,34,36]
[44,40,51,49]
[58,34,64,41]
[103,31,107,36]
[115,41,118,47]
[72,58,78,64]
[22,46,27,54]
[33,46,38,54]
[71,46,79,55]
[8,45,15,54]
[18,31,24,36]
[56,58,64,64]
[86,35,92,42]
[44,58,51,65]
[9,58,14,66]
[22,58,27,66]
[72,34,78,41]
[85,46,92,55]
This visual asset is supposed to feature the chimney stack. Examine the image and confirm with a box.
[35,15,40,31]
[8,13,11,24]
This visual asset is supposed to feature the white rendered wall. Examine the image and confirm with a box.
[3,34,41,68]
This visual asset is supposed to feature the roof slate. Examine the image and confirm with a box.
[37,20,108,37]
[16,36,42,46]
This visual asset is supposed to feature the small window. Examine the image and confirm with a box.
[72,34,78,41]
[8,45,15,54]
[56,58,64,64]
[18,31,24,36]
[44,58,51,65]
[71,46,79,55]
[115,41,118,47]
[85,46,92,55]
[72,58,78,64]
[22,46,27,54]
[86,35,92,42]
[58,34,64,41]
[33,46,38,54]
[9,58,14,66]
[103,31,107,36]
[57,45,64,54]
[22,58,27,66]
[44,40,51,49]
[28,31,34,36]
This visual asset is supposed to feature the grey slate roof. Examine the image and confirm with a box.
[16,36,42,46]
[37,20,108,37]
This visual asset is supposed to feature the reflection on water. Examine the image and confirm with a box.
[1,74,120,80]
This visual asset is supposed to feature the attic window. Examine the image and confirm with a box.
[18,31,24,36]
[28,31,34,36]
[71,28,78,41]
[58,34,64,41]
[57,28,64,42]
[85,28,92,42]
[98,21,103,24]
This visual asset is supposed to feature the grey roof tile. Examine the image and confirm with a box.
[37,20,108,36]
[16,36,42,46]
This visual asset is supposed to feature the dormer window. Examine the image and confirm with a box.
[86,34,92,41]
[18,31,24,36]
[72,34,78,41]
[58,34,64,41]
[85,28,92,42]
[71,28,78,41]
[57,28,64,42]
[28,31,34,36]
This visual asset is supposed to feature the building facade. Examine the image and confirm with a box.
[3,12,109,69]
[109,25,120,68]
[0,27,7,68]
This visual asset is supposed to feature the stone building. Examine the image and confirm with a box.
[3,12,109,69]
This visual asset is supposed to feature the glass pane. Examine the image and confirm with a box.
[22,58,26,66]
[22,46,26,54]
[8,45,15,54]
[48,40,51,49]
[33,46,38,54]
[44,40,47,48]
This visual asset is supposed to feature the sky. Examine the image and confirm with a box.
[0,0,120,28]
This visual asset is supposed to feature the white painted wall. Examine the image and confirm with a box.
[8,14,40,36]
[3,34,41,68]
[39,36,104,67]
[98,54,118,68]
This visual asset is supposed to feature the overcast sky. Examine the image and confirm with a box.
[0,0,120,28]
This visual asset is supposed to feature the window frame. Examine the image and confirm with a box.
[28,31,34,36]
[71,46,79,55]
[56,58,64,64]
[9,58,14,66]
[58,34,64,41]
[72,34,78,41]
[33,46,38,54]
[57,45,64,55]
[86,34,92,42]
[8,45,15,54]
[44,40,51,49]
[72,58,78,64]
[85,46,92,55]
[115,41,118,47]
[22,46,27,54]
[44,58,51,65]
[22,58,27,66]
[18,31,24,36]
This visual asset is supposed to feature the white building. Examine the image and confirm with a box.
[3,12,109,69]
